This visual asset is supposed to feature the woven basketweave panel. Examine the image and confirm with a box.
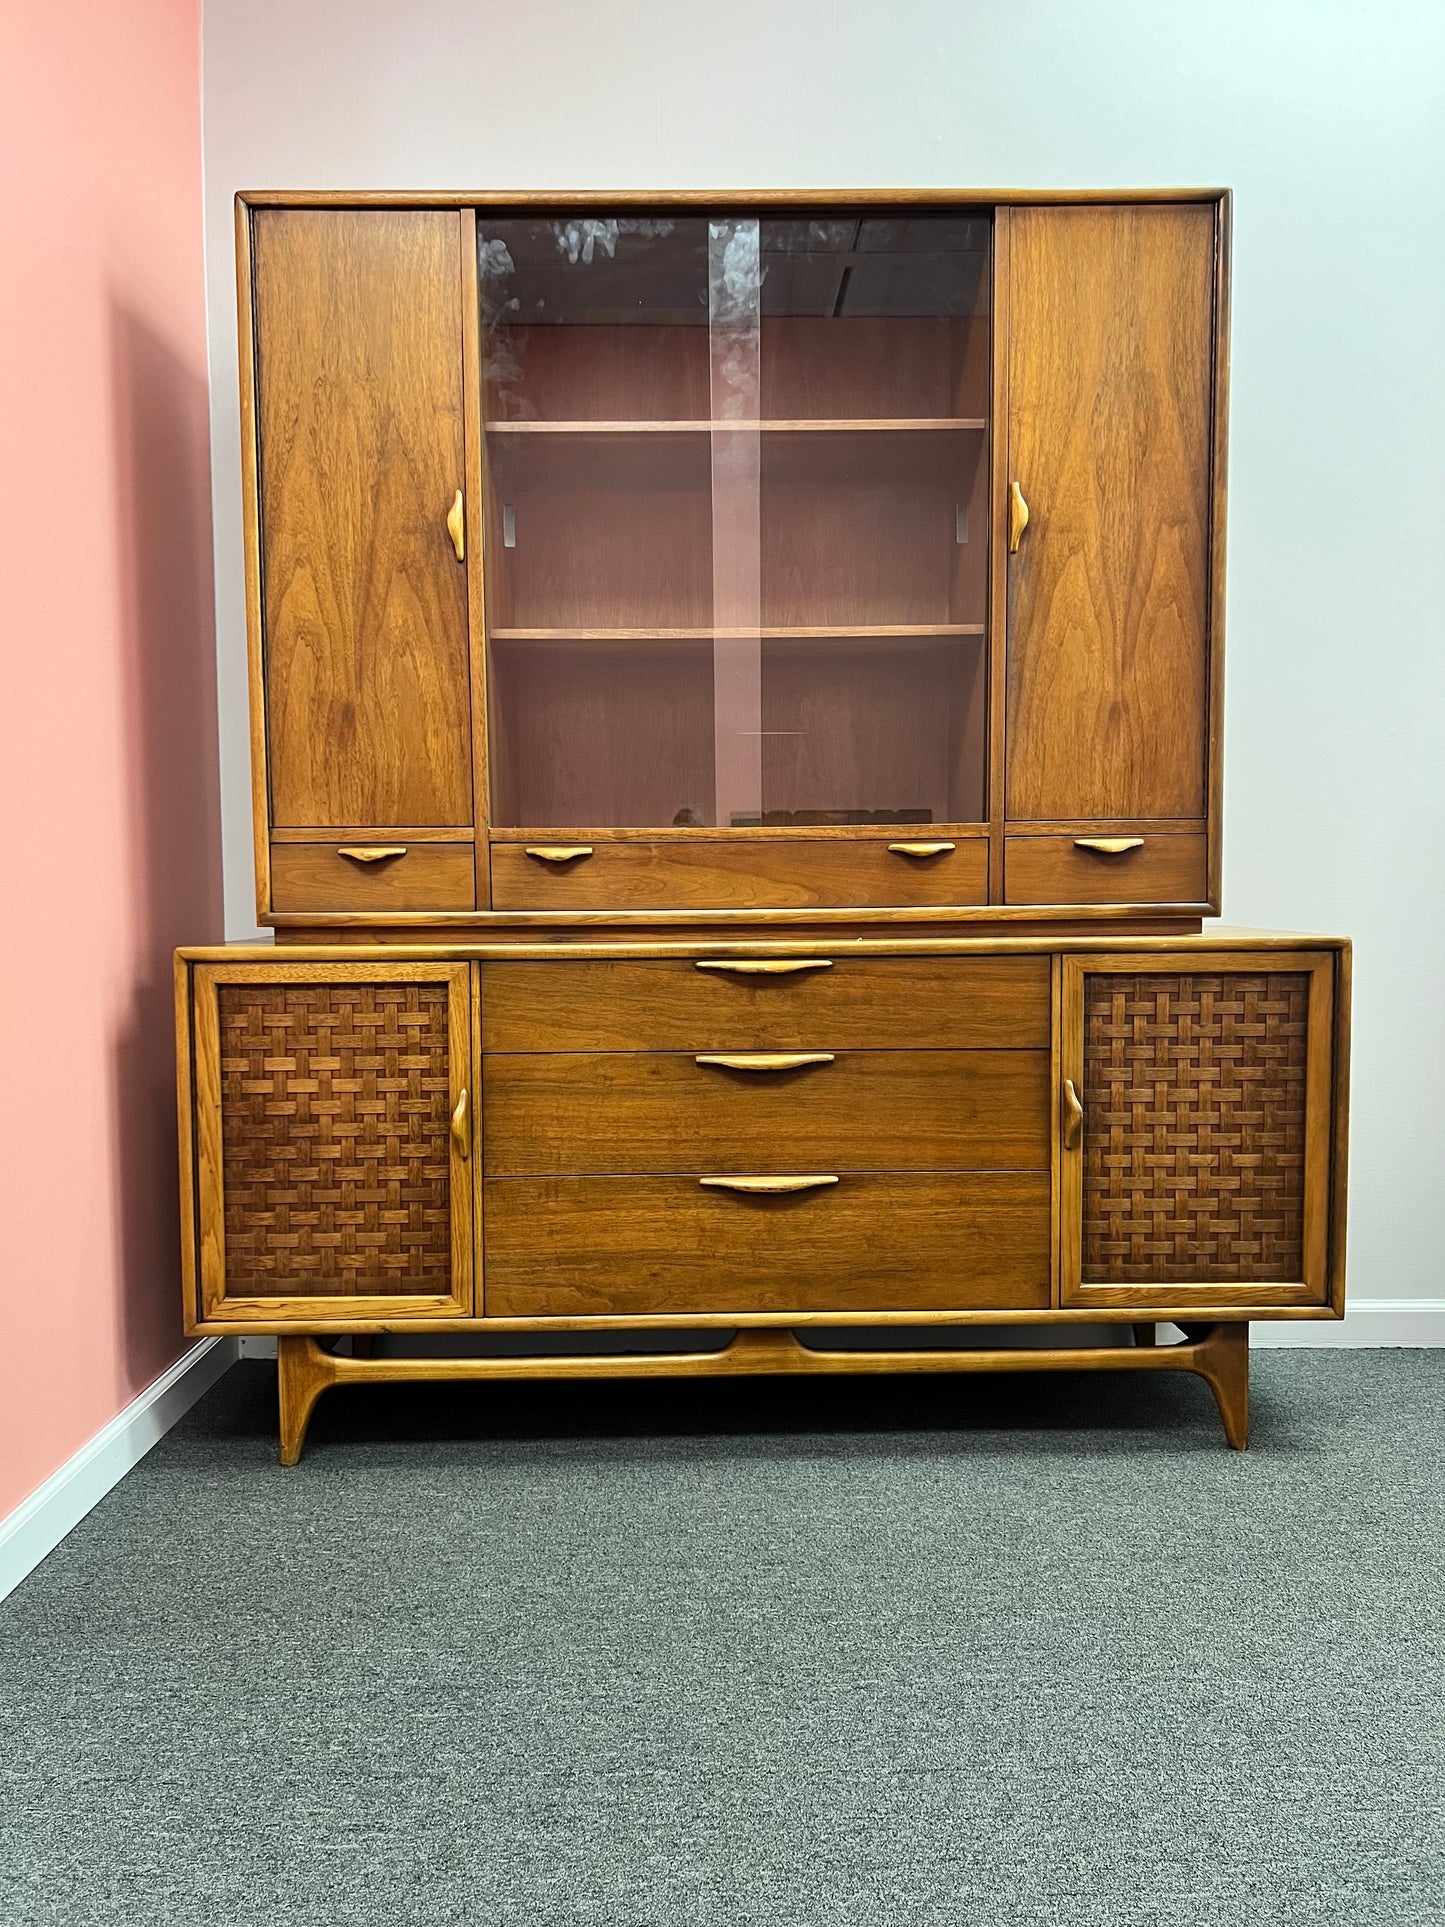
[219,982,453,1296]
[1082,972,1309,1283]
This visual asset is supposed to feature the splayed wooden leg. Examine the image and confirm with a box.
[1191,1322,1250,1450]
[277,1336,336,1467]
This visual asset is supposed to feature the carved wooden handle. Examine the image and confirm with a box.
[1062,1078,1084,1150]
[337,846,407,863]
[450,1088,470,1159]
[694,960,833,976]
[1008,480,1029,553]
[695,1053,835,1073]
[1074,837,1145,855]
[524,845,593,863]
[699,1175,839,1195]
[888,841,955,858]
[446,488,465,561]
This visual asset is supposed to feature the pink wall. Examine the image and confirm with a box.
[0,0,221,1518]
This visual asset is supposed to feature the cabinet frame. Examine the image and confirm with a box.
[183,958,478,1325]
[235,188,1230,930]
[1058,950,1343,1311]
[177,934,1346,1335]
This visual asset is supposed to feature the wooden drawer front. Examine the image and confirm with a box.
[490,837,988,911]
[484,1049,1050,1176]
[1004,832,1207,905]
[484,1172,1051,1316]
[481,956,1050,1053]
[270,842,476,912]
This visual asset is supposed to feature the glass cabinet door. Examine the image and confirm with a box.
[479,208,991,831]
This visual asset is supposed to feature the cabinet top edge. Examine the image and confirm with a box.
[177,930,1347,965]
[235,188,1232,211]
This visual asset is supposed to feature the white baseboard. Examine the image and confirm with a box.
[0,1336,238,1606]
[1251,1301,1445,1347]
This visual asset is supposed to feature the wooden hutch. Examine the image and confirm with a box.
[175,190,1350,1460]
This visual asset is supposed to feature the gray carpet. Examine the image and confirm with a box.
[2,1353,1443,1927]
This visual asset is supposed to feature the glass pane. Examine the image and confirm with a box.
[480,208,991,830]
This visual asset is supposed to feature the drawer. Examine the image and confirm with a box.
[481,955,1050,1052]
[270,841,476,912]
[1004,832,1207,905]
[483,1171,1051,1316]
[490,836,988,911]
[484,1048,1050,1175]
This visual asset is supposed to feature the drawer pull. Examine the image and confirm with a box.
[700,1175,839,1195]
[450,1087,471,1160]
[1008,480,1030,553]
[446,488,466,561]
[1073,837,1145,855]
[524,845,594,863]
[694,959,833,976]
[1062,1078,1084,1150]
[337,845,407,863]
[888,841,955,858]
[695,1052,834,1073]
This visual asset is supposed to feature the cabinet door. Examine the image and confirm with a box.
[1005,205,1216,822]
[1059,954,1342,1309]
[251,209,473,829]
[187,962,475,1323]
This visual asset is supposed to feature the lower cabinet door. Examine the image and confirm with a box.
[185,961,476,1323]
[483,1171,1051,1317]
[1059,952,1342,1309]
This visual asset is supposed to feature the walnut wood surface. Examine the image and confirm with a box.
[483,1171,1050,1316]
[483,1048,1049,1175]
[248,192,1230,209]
[1004,832,1207,906]
[252,209,473,828]
[1005,205,1215,821]
[275,1319,1250,1462]
[478,955,1050,1052]
[270,842,476,912]
[275,1319,1248,1462]
[274,914,1207,939]
[489,836,989,910]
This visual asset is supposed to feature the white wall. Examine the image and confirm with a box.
[201,0,1445,1320]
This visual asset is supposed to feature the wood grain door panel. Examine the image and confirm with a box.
[253,209,473,828]
[190,961,475,1320]
[483,1048,1050,1175]
[1058,953,1336,1308]
[1005,205,1215,822]
[484,1171,1051,1317]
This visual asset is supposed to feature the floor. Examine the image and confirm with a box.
[2,1352,1443,1927]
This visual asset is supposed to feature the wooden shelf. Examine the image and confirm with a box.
[490,624,986,642]
[485,417,986,435]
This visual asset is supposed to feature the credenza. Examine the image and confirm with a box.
[175,189,1350,1458]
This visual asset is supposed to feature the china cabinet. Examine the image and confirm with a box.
[178,190,1350,1460]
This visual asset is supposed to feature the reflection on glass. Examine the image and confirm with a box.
[480,210,991,830]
